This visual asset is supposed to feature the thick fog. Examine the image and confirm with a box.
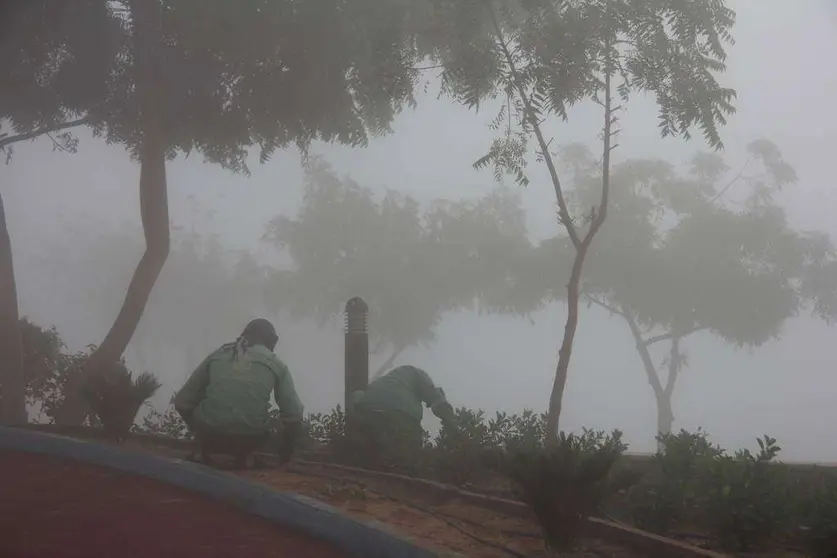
[4,0,837,460]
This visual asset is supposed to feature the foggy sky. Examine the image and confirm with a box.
[3,0,837,460]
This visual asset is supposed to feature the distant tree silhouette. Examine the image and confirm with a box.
[263,158,545,378]
[39,214,268,393]
[534,140,837,440]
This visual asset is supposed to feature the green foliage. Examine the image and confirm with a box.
[430,0,737,189]
[19,318,92,423]
[630,430,796,552]
[134,399,192,440]
[802,471,837,557]
[501,430,635,552]
[701,435,790,551]
[434,407,495,485]
[264,159,546,376]
[628,429,724,533]
[305,406,348,448]
[1,0,437,168]
[82,361,162,441]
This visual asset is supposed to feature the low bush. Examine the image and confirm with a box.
[803,470,837,557]
[628,429,723,534]
[700,435,791,551]
[134,398,192,440]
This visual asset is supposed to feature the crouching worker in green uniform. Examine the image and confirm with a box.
[346,365,454,474]
[174,318,304,469]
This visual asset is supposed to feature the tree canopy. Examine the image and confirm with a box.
[263,158,546,377]
[414,0,738,438]
[532,140,837,437]
[1,0,431,167]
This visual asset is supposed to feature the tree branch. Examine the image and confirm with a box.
[0,117,89,149]
[582,51,616,249]
[371,343,407,381]
[486,4,581,249]
[586,294,625,317]
[708,154,755,204]
[642,326,706,348]
[622,306,666,399]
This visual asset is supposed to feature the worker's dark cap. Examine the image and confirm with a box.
[243,318,279,350]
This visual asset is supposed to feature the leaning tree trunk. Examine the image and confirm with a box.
[0,190,26,424]
[55,0,170,425]
[545,252,586,442]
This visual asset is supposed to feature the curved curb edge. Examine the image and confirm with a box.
[0,427,444,558]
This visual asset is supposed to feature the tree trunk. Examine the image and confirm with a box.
[0,190,26,424]
[622,308,688,448]
[656,393,674,440]
[55,0,170,425]
[659,335,683,439]
[545,251,586,443]
[622,309,670,449]
[371,344,406,381]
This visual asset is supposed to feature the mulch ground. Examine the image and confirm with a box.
[243,464,641,558]
[0,449,351,558]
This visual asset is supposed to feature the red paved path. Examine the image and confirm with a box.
[0,450,350,558]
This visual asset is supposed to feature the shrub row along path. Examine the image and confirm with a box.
[0,449,350,558]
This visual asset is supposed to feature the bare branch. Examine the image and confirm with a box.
[709,154,755,204]
[586,294,624,317]
[581,52,615,248]
[642,326,707,348]
[486,4,581,249]
[0,117,89,149]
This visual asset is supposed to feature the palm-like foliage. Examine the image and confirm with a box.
[501,431,638,552]
[83,361,161,441]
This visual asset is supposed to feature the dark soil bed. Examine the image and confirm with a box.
[0,449,351,558]
[244,465,641,557]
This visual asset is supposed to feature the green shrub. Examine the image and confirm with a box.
[803,470,837,557]
[434,407,495,485]
[501,430,637,552]
[305,406,351,457]
[700,435,790,552]
[628,429,723,534]
[134,398,192,440]
[502,409,548,453]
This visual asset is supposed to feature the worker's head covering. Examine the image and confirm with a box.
[242,318,279,350]
[231,318,279,360]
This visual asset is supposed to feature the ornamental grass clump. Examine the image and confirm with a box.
[83,360,161,442]
[501,430,639,552]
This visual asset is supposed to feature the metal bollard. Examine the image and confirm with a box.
[344,297,369,411]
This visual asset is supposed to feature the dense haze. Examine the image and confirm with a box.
[4,0,836,460]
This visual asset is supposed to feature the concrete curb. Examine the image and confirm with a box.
[0,426,446,558]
